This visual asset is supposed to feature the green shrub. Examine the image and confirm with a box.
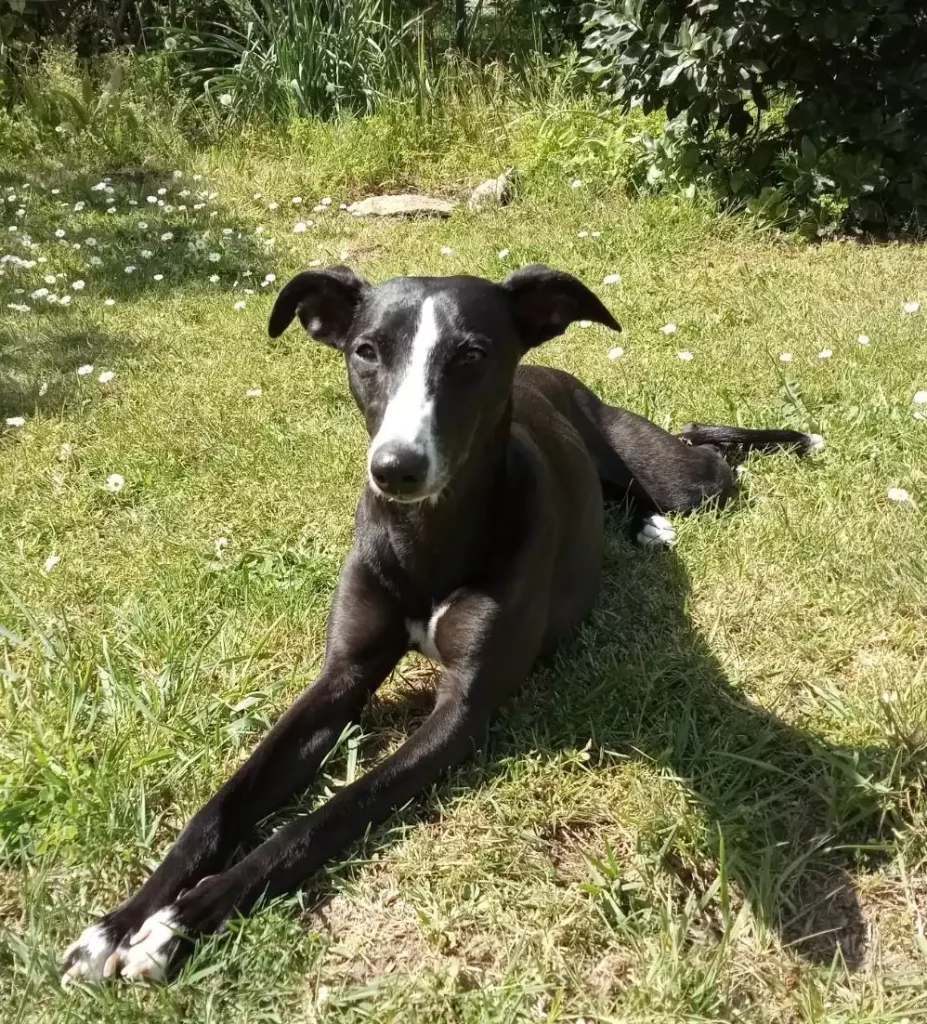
[582,1,927,235]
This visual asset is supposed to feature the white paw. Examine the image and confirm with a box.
[61,922,119,986]
[636,513,676,548]
[118,907,180,982]
[807,433,825,453]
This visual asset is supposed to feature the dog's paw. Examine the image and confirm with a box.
[806,433,825,453]
[60,921,123,986]
[636,514,676,548]
[114,907,182,982]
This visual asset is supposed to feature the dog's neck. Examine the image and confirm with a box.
[365,404,513,603]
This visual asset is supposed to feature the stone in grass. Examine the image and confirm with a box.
[346,195,455,219]
[467,168,518,212]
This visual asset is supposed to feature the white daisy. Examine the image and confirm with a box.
[497,248,510,258]
[818,348,832,359]
[903,301,920,314]
[292,221,308,233]
[570,179,582,188]
[71,279,85,291]
[160,232,174,241]
[98,370,115,383]
[220,93,233,107]
[607,346,624,360]
[440,246,454,255]
[105,473,125,493]
[779,352,793,362]
[603,273,621,286]
[857,334,870,345]
[147,195,157,204]
[140,249,153,258]
[104,298,115,306]
[55,228,66,238]
[887,486,911,503]
[291,196,302,205]
[268,201,279,211]
[138,221,148,229]
[77,364,94,376]
[245,387,262,397]
[124,265,136,273]
[209,274,220,283]
[153,273,164,281]
[913,390,927,405]
[233,300,246,310]
[5,415,25,427]
[677,350,694,361]
[43,554,60,572]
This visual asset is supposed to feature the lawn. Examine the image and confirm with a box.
[2,107,927,1024]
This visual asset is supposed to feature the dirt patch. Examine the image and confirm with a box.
[307,876,504,987]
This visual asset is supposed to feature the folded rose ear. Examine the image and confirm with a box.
[501,264,621,348]
[267,265,370,348]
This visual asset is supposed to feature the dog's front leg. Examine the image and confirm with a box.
[61,556,406,985]
[103,590,542,982]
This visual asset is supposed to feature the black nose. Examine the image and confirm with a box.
[370,442,430,497]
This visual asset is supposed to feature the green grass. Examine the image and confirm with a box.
[2,97,927,1024]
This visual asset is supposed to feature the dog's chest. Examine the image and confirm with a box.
[405,603,449,664]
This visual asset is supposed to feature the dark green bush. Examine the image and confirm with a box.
[582,1,927,235]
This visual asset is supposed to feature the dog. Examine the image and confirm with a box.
[61,264,821,984]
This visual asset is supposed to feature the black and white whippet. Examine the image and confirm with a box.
[61,265,821,984]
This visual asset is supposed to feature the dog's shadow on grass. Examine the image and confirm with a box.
[359,508,906,971]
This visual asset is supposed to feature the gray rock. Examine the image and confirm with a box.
[346,195,455,219]
[467,168,518,212]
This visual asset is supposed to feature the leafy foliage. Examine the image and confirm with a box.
[582,1,927,235]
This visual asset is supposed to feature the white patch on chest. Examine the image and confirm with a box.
[368,296,442,480]
[406,602,450,664]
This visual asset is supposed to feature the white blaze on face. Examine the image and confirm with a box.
[368,295,442,489]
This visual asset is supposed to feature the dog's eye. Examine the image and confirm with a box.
[353,343,378,364]
[452,346,487,367]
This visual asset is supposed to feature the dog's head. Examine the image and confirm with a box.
[268,265,620,503]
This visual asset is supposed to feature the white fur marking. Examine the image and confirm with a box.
[808,433,825,453]
[119,907,179,982]
[368,296,442,491]
[61,922,117,985]
[637,514,676,548]
[407,602,450,663]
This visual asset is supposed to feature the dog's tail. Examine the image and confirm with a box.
[678,422,824,456]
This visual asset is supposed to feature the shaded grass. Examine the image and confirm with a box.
[1,108,927,1024]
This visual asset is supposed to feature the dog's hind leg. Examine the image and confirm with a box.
[567,393,739,548]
